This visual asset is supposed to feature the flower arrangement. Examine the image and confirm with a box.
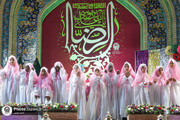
[177,46,180,54]
[126,104,166,115]
[165,44,180,61]
[171,44,179,54]
[173,53,180,61]
[41,103,77,112]
[167,105,180,115]
[165,46,172,55]
[0,102,78,112]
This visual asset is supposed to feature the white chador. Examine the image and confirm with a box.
[32,67,53,105]
[150,66,168,106]
[165,59,180,106]
[86,67,107,120]
[119,62,135,119]
[148,81,160,105]
[50,62,68,103]
[68,64,86,120]
[31,89,41,105]
[0,55,19,104]
[0,69,6,104]
[131,64,150,105]
[19,63,37,103]
[104,62,119,119]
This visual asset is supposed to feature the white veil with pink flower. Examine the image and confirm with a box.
[50,61,68,103]
[165,58,180,80]
[34,67,53,104]
[151,66,167,86]
[104,62,119,119]
[131,64,151,105]
[67,64,86,119]
[38,67,53,93]
[119,62,135,86]
[131,64,150,87]
[2,55,20,104]
[24,63,38,103]
[86,67,107,120]
[4,55,19,75]
[119,62,135,119]
[165,59,180,106]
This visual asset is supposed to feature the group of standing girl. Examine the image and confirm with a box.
[0,55,180,120]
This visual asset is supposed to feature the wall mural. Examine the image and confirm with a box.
[0,0,179,68]
[1,0,13,67]
[171,0,180,45]
[66,1,115,74]
[16,0,51,66]
[132,0,167,49]
[41,0,140,76]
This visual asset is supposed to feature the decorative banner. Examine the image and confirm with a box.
[65,1,114,75]
[148,49,160,76]
[42,0,140,77]
[135,50,149,72]
[160,48,169,70]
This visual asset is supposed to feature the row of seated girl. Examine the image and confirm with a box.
[0,55,180,120]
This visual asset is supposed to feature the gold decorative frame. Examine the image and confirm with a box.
[0,0,6,64]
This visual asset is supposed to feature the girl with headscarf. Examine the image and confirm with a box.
[50,61,68,103]
[0,55,19,104]
[32,67,53,105]
[165,59,180,106]
[104,62,120,119]
[119,62,135,119]
[68,64,86,120]
[19,63,37,103]
[150,66,167,106]
[131,64,151,105]
[86,67,107,120]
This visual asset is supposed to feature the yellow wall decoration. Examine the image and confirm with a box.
[148,49,160,76]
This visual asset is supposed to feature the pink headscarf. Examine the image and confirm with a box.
[104,62,116,79]
[89,67,102,85]
[151,66,167,86]
[119,62,135,86]
[4,55,19,75]
[26,63,34,70]
[69,64,85,80]
[165,59,180,80]
[51,61,68,79]
[67,64,86,90]
[119,62,135,80]
[131,64,150,87]
[25,63,38,84]
[36,67,53,93]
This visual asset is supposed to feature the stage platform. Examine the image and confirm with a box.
[1,112,78,120]
[127,114,180,120]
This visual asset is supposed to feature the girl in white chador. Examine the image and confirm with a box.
[33,67,54,105]
[150,66,167,106]
[0,65,5,104]
[68,64,86,120]
[165,59,180,106]
[50,62,68,103]
[86,67,107,120]
[0,55,19,104]
[131,64,150,105]
[19,63,37,103]
[104,62,119,119]
[119,62,135,119]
